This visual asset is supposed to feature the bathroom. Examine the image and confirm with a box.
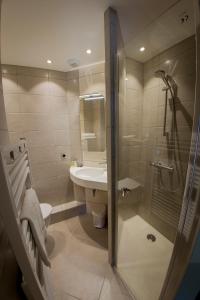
[0,0,200,300]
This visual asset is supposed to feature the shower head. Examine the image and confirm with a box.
[155,69,170,91]
[154,70,166,79]
[155,69,177,102]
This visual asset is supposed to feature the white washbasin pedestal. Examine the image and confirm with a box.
[70,166,108,228]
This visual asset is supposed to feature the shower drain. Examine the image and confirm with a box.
[146,234,156,242]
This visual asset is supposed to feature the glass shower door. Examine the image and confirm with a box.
[108,1,198,299]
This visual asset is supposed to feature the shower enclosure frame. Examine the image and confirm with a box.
[105,1,200,299]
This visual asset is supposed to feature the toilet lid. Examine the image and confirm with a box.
[40,203,53,219]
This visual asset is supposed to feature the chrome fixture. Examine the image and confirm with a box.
[155,70,177,136]
[146,233,156,242]
[150,161,174,172]
[154,70,177,99]
[121,187,131,198]
[79,93,104,101]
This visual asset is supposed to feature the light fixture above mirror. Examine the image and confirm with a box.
[79,93,104,101]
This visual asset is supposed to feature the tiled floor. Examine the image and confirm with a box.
[47,214,132,300]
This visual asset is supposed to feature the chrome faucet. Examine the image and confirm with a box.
[121,187,131,197]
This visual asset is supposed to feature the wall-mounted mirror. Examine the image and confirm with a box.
[80,92,106,163]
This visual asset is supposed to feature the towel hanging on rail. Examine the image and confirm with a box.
[21,188,51,267]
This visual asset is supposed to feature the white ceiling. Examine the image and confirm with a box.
[1,0,194,71]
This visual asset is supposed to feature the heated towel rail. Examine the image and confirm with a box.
[0,141,52,300]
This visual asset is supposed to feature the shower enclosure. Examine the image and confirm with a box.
[105,0,200,299]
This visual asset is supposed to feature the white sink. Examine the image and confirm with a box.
[70,166,107,191]
[76,167,105,179]
[70,166,141,192]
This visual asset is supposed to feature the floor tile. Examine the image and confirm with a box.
[48,215,109,300]
[66,214,108,249]
[54,290,80,300]
[99,266,133,300]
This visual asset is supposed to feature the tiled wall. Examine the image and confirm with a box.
[120,36,196,241]
[2,65,82,206]
[140,36,196,241]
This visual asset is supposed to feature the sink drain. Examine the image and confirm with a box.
[147,233,156,242]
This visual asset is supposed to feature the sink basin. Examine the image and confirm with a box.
[70,166,141,192]
[70,166,107,191]
[76,167,105,179]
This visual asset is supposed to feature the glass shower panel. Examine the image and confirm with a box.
[116,1,196,299]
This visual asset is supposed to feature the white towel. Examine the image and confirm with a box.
[20,188,51,267]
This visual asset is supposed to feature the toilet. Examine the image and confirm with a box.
[40,203,53,227]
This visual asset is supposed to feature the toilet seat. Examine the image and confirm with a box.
[40,203,52,220]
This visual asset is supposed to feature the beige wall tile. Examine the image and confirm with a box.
[53,114,69,131]
[48,70,67,80]
[79,72,105,95]
[1,64,17,75]
[66,79,79,97]
[4,94,20,113]
[34,175,69,204]
[25,130,56,147]
[17,66,49,78]
[19,94,53,113]
[79,62,105,77]
[55,146,71,161]
[69,114,80,131]
[29,146,56,164]
[18,75,49,95]
[0,130,9,145]
[49,79,67,97]
[54,130,70,146]
[31,162,63,181]
[67,97,80,115]
[9,131,24,143]
[19,113,54,131]
[6,114,23,131]
[3,64,83,205]
[2,74,19,93]
[52,96,68,113]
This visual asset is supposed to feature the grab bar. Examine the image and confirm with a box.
[150,161,174,172]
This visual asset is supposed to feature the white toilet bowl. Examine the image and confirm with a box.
[40,203,53,227]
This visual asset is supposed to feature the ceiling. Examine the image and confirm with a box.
[1,0,194,71]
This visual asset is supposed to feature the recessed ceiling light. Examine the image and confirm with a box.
[86,49,92,54]
[125,77,128,81]
[47,59,52,64]
[139,47,145,52]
